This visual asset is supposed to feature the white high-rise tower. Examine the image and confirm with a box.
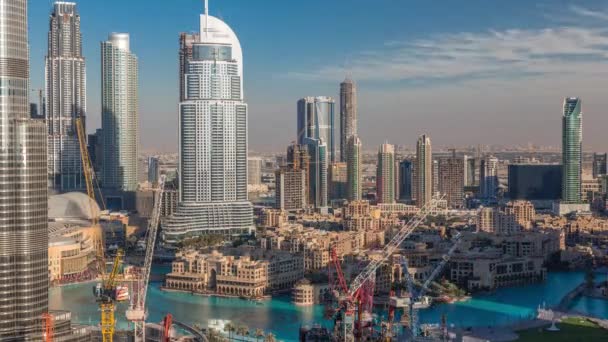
[164,1,253,241]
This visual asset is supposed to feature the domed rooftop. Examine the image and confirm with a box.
[49,192,101,221]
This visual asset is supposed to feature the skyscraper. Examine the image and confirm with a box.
[346,135,362,201]
[247,157,263,186]
[340,78,357,162]
[297,96,336,163]
[101,33,139,199]
[287,143,310,202]
[275,167,307,211]
[330,162,347,200]
[592,153,607,179]
[305,137,329,209]
[463,155,476,186]
[398,159,413,202]
[376,143,396,204]
[438,151,465,208]
[562,97,582,203]
[163,4,253,241]
[416,135,433,207]
[0,0,49,337]
[480,156,499,199]
[45,1,86,191]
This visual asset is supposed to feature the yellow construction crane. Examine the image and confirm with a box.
[76,117,123,341]
[75,117,105,223]
[94,249,124,342]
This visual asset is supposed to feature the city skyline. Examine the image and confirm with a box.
[25,0,608,153]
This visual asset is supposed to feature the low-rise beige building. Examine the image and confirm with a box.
[165,247,304,298]
[450,250,546,290]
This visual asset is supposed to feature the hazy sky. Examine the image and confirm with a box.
[28,0,608,153]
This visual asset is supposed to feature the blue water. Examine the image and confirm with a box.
[49,270,608,341]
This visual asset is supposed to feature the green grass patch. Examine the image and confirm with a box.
[517,317,608,342]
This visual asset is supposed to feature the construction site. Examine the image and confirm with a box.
[44,120,459,342]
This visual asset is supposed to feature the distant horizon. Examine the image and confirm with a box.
[28,0,608,153]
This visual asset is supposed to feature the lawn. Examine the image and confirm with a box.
[517,317,608,342]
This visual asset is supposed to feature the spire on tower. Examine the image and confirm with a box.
[204,0,209,38]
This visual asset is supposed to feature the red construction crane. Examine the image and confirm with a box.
[42,313,54,342]
[162,314,173,342]
[333,195,445,341]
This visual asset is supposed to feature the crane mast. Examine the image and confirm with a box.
[126,175,166,341]
[337,195,445,341]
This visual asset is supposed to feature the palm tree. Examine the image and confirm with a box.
[224,322,235,340]
[236,325,249,340]
[255,328,265,342]
[264,332,276,342]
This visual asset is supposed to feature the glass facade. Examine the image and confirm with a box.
[101,33,139,194]
[45,1,86,191]
[508,164,562,201]
[562,97,582,203]
[297,96,336,163]
[0,0,49,338]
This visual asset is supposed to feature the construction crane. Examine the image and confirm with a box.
[94,249,125,342]
[126,175,166,341]
[384,232,464,340]
[331,195,445,341]
[42,313,54,342]
[162,314,173,342]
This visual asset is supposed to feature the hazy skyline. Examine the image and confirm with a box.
[28,0,608,153]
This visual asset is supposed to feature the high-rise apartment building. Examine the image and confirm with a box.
[438,151,464,208]
[287,143,310,199]
[330,162,347,200]
[592,153,607,179]
[275,168,307,211]
[297,96,336,163]
[480,156,499,199]
[416,135,433,207]
[346,135,362,201]
[0,0,49,337]
[398,159,413,202]
[46,1,86,191]
[464,155,476,186]
[248,157,263,186]
[562,97,583,203]
[163,5,253,241]
[340,78,357,162]
[432,159,439,196]
[376,143,395,204]
[101,33,139,197]
[305,138,329,209]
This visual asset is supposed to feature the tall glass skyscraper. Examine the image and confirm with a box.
[304,137,329,209]
[297,96,336,163]
[101,33,139,194]
[416,135,433,207]
[480,156,498,199]
[562,97,582,203]
[340,78,357,162]
[163,5,253,241]
[377,143,396,204]
[0,0,49,337]
[45,1,86,191]
[346,135,362,201]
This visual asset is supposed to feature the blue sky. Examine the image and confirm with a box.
[29,0,608,152]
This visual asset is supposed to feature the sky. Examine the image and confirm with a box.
[28,0,608,153]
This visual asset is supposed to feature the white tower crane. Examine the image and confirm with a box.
[126,175,166,341]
